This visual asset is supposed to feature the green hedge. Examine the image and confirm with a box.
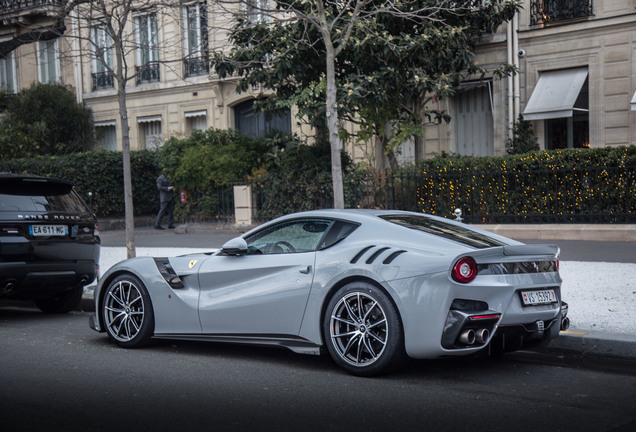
[416,146,636,223]
[0,150,160,217]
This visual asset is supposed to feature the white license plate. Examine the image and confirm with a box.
[521,289,557,305]
[29,225,68,236]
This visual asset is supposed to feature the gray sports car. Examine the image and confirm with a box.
[89,209,568,376]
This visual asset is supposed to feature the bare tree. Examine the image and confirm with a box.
[1,0,193,258]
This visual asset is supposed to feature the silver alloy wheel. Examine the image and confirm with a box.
[329,291,388,366]
[104,279,146,342]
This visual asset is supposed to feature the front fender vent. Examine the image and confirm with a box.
[154,258,184,289]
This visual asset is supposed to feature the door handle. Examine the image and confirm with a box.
[299,266,312,274]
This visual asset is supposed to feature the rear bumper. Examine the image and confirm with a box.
[0,260,98,299]
[489,316,562,353]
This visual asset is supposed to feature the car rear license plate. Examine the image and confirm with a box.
[521,289,557,305]
[29,225,68,236]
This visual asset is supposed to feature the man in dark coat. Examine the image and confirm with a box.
[155,169,175,230]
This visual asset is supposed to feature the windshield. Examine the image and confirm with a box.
[379,214,505,249]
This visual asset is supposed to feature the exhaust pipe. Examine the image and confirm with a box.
[459,329,476,345]
[561,317,570,331]
[2,281,16,294]
[79,277,89,286]
[475,328,490,344]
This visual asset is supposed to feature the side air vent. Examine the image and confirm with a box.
[154,258,185,289]
[350,246,407,265]
[366,247,391,264]
[382,250,406,264]
[350,245,376,264]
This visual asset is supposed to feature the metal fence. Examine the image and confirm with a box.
[182,164,635,224]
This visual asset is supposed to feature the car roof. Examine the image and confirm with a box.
[0,172,74,195]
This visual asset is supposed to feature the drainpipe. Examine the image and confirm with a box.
[507,19,514,140]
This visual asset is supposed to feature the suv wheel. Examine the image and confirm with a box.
[35,286,84,314]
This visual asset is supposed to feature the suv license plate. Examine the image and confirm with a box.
[521,289,557,306]
[29,225,68,236]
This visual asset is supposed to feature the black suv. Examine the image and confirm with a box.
[0,173,100,313]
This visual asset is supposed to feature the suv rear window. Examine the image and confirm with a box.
[0,193,89,214]
[0,177,89,214]
[379,214,505,249]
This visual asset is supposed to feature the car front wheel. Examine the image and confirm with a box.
[102,274,154,348]
[324,282,405,376]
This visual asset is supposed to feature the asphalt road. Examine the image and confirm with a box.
[1,306,635,432]
[100,225,636,263]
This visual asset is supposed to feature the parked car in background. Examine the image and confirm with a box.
[90,209,567,376]
[0,173,100,313]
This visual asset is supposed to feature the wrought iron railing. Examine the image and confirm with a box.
[0,0,63,15]
[91,71,114,91]
[530,0,593,26]
[184,56,210,77]
[216,164,635,224]
[136,62,160,84]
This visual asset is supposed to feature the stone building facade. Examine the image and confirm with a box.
[1,1,635,163]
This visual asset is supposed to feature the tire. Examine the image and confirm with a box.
[35,286,83,314]
[323,282,405,376]
[102,274,154,348]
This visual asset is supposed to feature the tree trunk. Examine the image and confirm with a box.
[115,46,135,259]
[323,37,344,208]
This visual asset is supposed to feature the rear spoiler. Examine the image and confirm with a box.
[502,244,559,257]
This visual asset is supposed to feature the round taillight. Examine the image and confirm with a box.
[452,257,478,283]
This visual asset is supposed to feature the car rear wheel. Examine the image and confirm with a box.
[102,274,154,348]
[35,286,84,313]
[324,282,405,376]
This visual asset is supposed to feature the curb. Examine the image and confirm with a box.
[547,330,636,361]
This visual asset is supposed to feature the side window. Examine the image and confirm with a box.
[246,219,333,255]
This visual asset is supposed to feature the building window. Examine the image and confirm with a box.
[135,12,160,84]
[234,99,290,138]
[95,121,118,151]
[185,110,207,134]
[37,39,61,84]
[138,116,163,149]
[183,2,209,77]
[545,77,589,149]
[0,51,17,94]
[244,0,269,24]
[453,83,494,157]
[92,25,115,90]
[530,0,593,26]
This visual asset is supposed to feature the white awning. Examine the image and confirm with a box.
[631,91,636,111]
[137,115,162,123]
[523,68,588,120]
[94,120,116,127]
[185,110,207,118]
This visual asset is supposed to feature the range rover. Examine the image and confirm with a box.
[0,173,100,313]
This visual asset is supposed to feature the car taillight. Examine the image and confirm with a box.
[452,257,477,283]
[94,223,100,237]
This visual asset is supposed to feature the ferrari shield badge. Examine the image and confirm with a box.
[188,259,197,269]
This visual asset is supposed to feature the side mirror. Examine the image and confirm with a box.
[221,237,248,256]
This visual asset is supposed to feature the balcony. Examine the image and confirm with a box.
[0,0,64,22]
[136,62,160,85]
[92,71,114,91]
[184,55,210,78]
[530,0,593,26]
